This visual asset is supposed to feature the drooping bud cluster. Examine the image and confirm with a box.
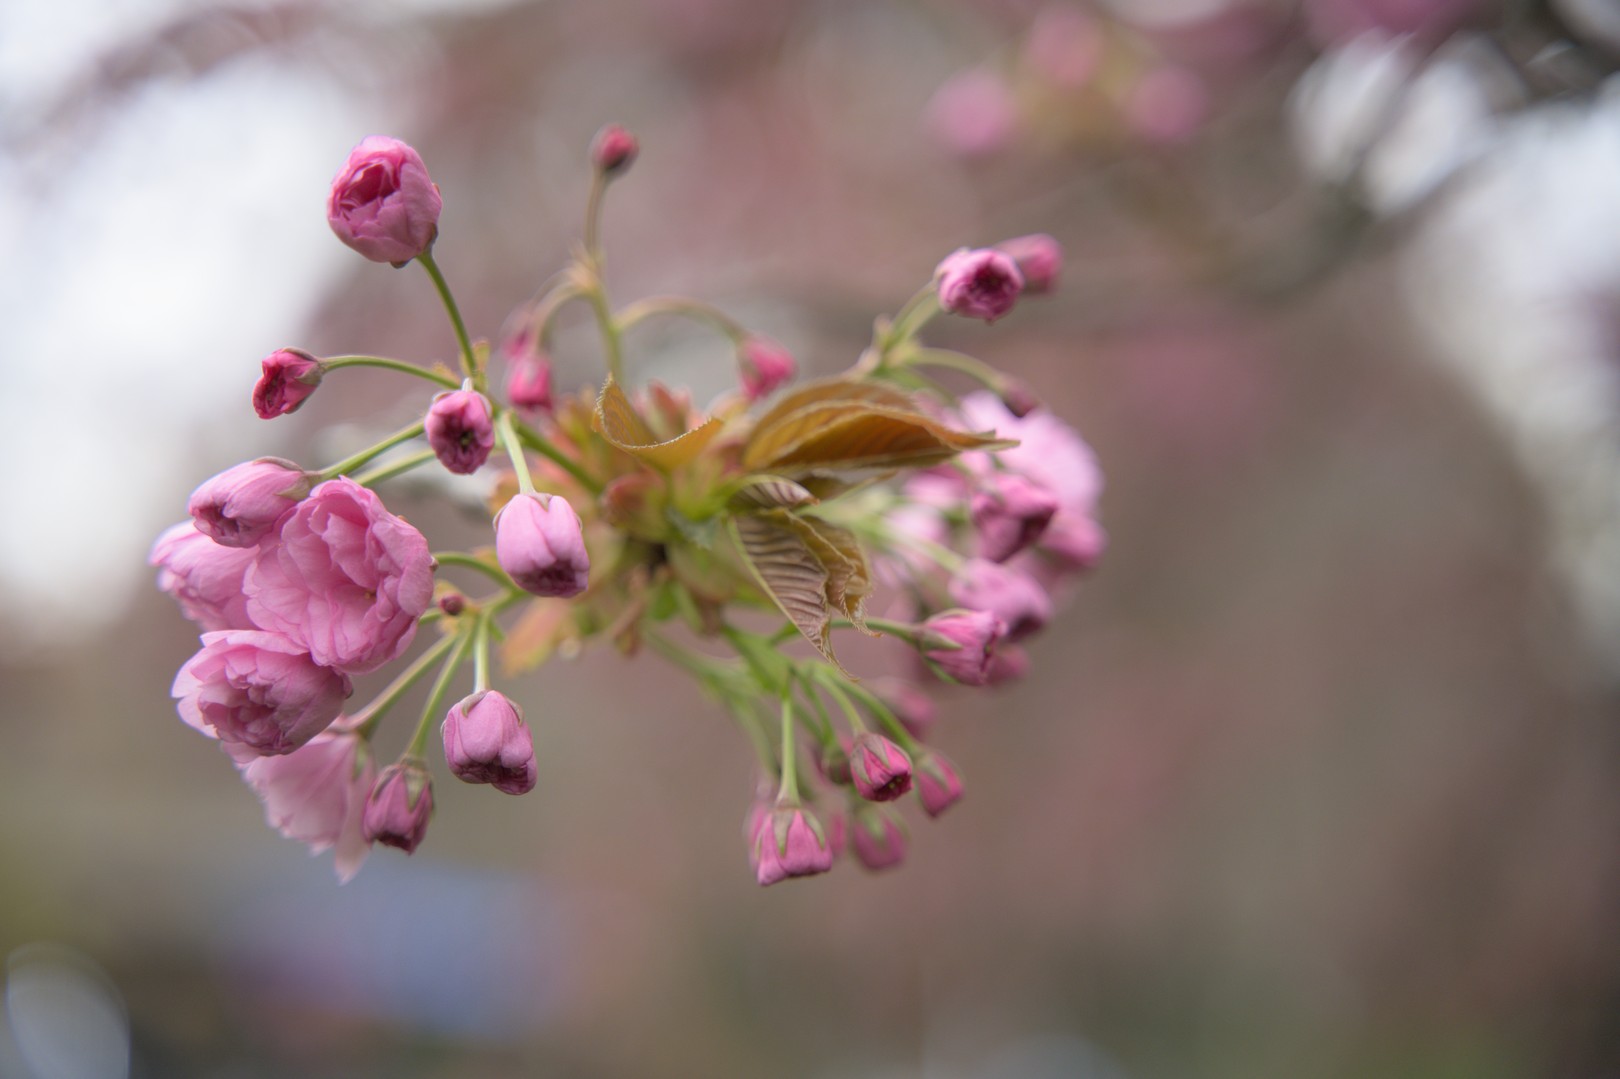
[154,127,1103,887]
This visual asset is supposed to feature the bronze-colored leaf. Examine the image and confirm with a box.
[730,515,848,674]
[749,378,917,436]
[780,513,872,632]
[742,401,1009,474]
[593,378,723,471]
[728,476,819,512]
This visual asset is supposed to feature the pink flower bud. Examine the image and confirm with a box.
[971,473,1059,563]
[187,458,311,548]
[849,805,908,870]
[997,376,1041,418]
[363,760,434,853]
[752,805,835,886]
[590,124,639,174]
[326,136,442,265]
[424,388,495,475]
[915,751,964,818]
[994,234,1062,295]
[918,609,1006,687]
[494,492,590,598]
[935,248,1024,323]
[442,690,537,795]
[949,558,1052,641]
[737,337,796,401]
[252,348,324,419]
[848,732,913,803]
[506,353,554,413]
[878,680,937,738]
[151,521,256,631]
[244,478,435,674]
[237,728,375,882]
[173,630,352,756]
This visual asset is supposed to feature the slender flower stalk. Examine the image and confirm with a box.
[317,422,426,482]
[417,249,478,387]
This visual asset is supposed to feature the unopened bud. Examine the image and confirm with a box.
[362,760,434,852]
[590,124,639,175]
[253,348,324,419]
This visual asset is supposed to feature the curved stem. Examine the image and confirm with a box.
[432,551,518,592]
[322,355,460,389]
[616,296,747,342]
[317,421,424,481]
[354,448,437,488]
[417,249,478,387]
[405,627,475,758]
[836,675,918,752]
[881,285,941,355]
[583,172,609,262]
[813,671,869,735]
[583,283,625,385]
[496,410,537,495]
[351,632,460,740]
[513,418,601,494]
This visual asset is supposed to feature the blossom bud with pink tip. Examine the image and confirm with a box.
[918,609,1006,687]
[737,337,796,401]
[173,630,351,755]
[935,248,1024,323]
[590,124,639,174]
[752,804,836,886]
[326,136,442,265]
[848,732,913,803]
[915,751,964,818]
[850,805,908,871]
[971,473,1059,563]
[363,760,434,853]
[253,348,324,419]
[442,690,537,795]
[495,492,590,598]
[949,558,1052,641]
[188,458,312,548]
[424,388,495,475]
[506,353,554,413]
[994,234,1062,295]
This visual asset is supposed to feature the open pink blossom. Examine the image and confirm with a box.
[150,521,256,631]
[425,388,495,475]
[936,248,1024,323]
[495,492,590,598]
[253,348,324,419]
[236,728,375,882]
[326,136,442,265]
[187,458,311,548]
[244,478,435,674]
[753,805,836,886]
[442,690,537,795]
[173,630,352,756]
[971,472,1059,563]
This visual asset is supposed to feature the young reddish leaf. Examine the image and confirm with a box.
[593,377,724,471]
[730,515,849,674]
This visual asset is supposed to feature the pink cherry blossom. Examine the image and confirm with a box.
[442,691,538,795]
[915,751,965,817]
[936,248,1024,323]
[848,733,913,802]
[494,492,590,598]
[187,458,311,548]
[363,761,435,853]
[150,521,256,631]
[949,558,1053,640]
[326,136,442,265]
[173,630,352,756]
[994,234,1063,295]
[253,348,324,419]
[737,337,797,401]
[850,807,908,870]
[244,478,435,674]
[753,805,836,886]
[236,728,375,882]
[590,124,639,174]
[424,388,495,475]
[919,609,1006,687]
[971,472,1060,563]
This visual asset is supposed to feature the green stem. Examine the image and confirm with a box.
[496,410,537,495]
[317,421,425,481]
[830,616,918,643]
[432,551,518,592]
[880,284,941,356]
[906,347,1008,391]
[616,296,746,342]
[418,249,478,386]
[528,285,585,348]
[351,632,460,740]
[813,671,870,735]
[321,355,460,389]
[473,615,492,694]
[514,419,601,493]
[405,627,476,758]
[837,675,919,752]
[583,172,609,262]
[775,688,800,803]
[583,282,625,385]
[354,448,437,488]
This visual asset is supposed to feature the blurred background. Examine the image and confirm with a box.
[3,0,1620,1076]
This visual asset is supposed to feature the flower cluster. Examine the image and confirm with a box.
[153,130,1103,886]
